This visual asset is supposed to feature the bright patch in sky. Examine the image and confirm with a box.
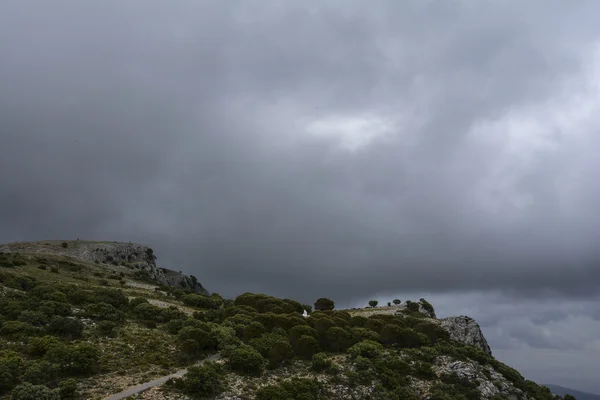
[306,114,394,151]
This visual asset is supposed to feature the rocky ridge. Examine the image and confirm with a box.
[0,240,208,294]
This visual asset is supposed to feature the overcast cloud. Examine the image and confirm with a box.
[1,0,600,393]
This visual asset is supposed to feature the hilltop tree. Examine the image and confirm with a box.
[393,299,401,305]
[368,300,378,308]
[314,298,335,311]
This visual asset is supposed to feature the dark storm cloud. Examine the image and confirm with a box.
[2,0,600,307]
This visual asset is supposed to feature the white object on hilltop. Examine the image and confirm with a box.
[302,309,308,317]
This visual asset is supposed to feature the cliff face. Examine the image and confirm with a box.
[0,240,208,294]
[440,315,493,356]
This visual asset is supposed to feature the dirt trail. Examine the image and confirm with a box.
[102,354,221,400]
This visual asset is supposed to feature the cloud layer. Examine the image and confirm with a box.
[2,1,600,391]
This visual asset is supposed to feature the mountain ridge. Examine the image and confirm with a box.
[0,240,575,399]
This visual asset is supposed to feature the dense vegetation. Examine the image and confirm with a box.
[0,250,573,400]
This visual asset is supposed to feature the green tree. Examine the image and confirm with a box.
[224,345,264,376]
[293,335,320,360]
[10,383,59,400]
[368,300,378,308]
[180,362,226,398]
[46,316,83,340]
[267,341,294,369]
[313,298,335,311]
[348,340,384,359]
[58,379,78,399]
[393,299,401,305]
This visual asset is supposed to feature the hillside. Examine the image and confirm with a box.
[0,240,208,295]
[545,385,600,400]
[0,242,575,400]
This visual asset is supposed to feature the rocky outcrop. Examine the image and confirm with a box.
[0,240,208,294]
[439,315,492,355]
[434,356,526,399]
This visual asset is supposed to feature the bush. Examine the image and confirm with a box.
[314,298,335,311]
[11,382,59,400]
[0,352,22,393]
[47,316,84,340]
[224,345,264,376]
[183,294,223,310]
[249,333,288,358]
[0,320,35,339]
[348,340,384,359]
[256,378,324,400]
[22,360,59,386]
[45,343,100,375]
[27,336,61,358]
[18,310,49,327]
[267,341,294,369]
[58,378,78,399]
[293,335,320,360]
[96,321,118,337]
[311,352,332,372]
[289,325,319,346]
[325,326,353,352]
[242,322,265,342]
[179,362,226,398]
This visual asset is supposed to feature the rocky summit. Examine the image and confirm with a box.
[0,243,576,400]
[0,240,208,294]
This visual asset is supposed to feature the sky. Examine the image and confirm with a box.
[1,0,600,393]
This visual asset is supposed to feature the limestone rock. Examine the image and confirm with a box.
[439,315,492,355]
[0,240,208,294]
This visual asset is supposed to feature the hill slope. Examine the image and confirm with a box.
[0,240,208,294]
[545,384,600,400]
[0,242,574,400]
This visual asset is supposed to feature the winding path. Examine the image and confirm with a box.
[103,354,221,400]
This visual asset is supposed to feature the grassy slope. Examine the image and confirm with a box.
[0,251,195,399]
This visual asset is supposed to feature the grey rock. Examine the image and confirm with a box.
[0,240,208,294]
[439,315,492,355]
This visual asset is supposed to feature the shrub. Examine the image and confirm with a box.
[311,352,332,372]
[96,321,118,337]
[58,378,78,399]
[183,294,223,310]
[47,316,84,340]
[133,303,162,321]
[27,336,61,358]
[85,302,123,321]
[45,343,100,375]
[314,298,335,311]
[325,326,353,352]
[0,320,35,339]
[256,378,323,400]
[11,382,59,400]
[224,345,264,376]
[289,325,319,346]
[18,310,49,327]
[22,360,59,386]
[50,266,59,274]
[293,335,320,360]
[143,320,157,329]
[38,265,47,270]
[348,340,384,359]
[267,341,294,369]
[180,361,226,398]
[0,352,22,393]
[350,327,380,343]
[249,333,288,358]
[242,322,265,342]
[368,300,378,308]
